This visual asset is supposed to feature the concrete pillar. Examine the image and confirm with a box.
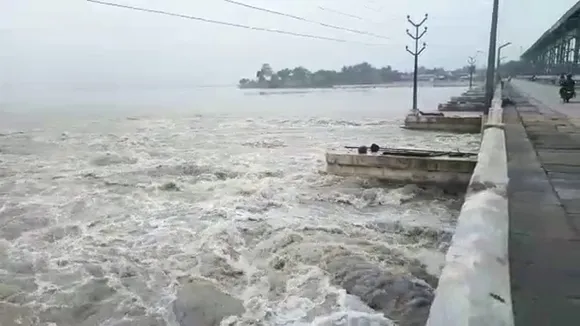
[567,37,574,71]
[568,37,574,62]
[538,52,545,74]
[546,50,551,73]
[544,48,552,73]
[572,36,575,58]
[549,46,556,73]
[558,41,564,65]
[562,38,568,71]
[540,52,547,73]
[560,39,567,65]
[572,26,580,72]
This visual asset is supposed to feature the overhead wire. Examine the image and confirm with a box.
[85,0,387,46]
[222,0,389,40]
[317,4,420,24]
[317,6,366,21]
[317,2,480,27]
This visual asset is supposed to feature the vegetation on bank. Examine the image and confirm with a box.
[237,59,558,89]
[238,62,479,89]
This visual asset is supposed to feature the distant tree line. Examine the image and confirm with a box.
[238,63,478,89]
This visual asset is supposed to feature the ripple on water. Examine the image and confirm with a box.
[0,112,471,326]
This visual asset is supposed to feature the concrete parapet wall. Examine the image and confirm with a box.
[426,87,514,326]
[404,115,482,133]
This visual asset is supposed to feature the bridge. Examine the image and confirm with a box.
[426,2,580,326]
[521,1,580,74]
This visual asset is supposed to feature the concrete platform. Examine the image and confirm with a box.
[436,88,487,112]
[438,103,486,112]
[450,95,486,102]
[325,148,477,190]
[461,88,484,96]
[506,81,580,325]
[403,114,482,133]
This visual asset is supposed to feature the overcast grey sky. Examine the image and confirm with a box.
[1,0,579,86]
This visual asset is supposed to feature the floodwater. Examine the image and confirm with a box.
[0,86,480,326]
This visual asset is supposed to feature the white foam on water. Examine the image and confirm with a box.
[0,89,478,326]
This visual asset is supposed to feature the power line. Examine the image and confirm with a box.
[86,0,387,46]
[321,3,495,26]
[317,5,387,26]
[317,6,365,21]
[223,0,389,40]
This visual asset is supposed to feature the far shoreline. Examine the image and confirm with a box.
[238,80,475,90]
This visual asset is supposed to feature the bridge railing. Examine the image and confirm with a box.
[426,85,514,326]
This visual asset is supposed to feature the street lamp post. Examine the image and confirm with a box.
[405,14,428,114]
[484,0,500,114]
[497,42,512,83]
[467,51,483,89]
[468,56,476,89]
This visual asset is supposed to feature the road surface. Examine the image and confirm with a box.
[506,80,580,325]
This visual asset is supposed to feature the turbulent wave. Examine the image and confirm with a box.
[0,105,476,326]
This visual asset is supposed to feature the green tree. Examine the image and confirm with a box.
[256,63,273,82]
[276,68,292,82]
[291,66,311,82]
[238,62,460,88]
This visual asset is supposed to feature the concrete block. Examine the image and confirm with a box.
[403,114,482,133]
[438,102,487,112]
[325,151,477,190]
[450,95,486,102]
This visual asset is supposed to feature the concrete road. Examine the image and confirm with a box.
[512,79,580,121]
[505,82,580,326]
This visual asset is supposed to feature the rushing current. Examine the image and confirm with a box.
[0,86,480,326]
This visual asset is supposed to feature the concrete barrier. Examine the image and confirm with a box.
[426,86,514,326]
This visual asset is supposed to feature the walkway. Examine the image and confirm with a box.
[506,80,580,325]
